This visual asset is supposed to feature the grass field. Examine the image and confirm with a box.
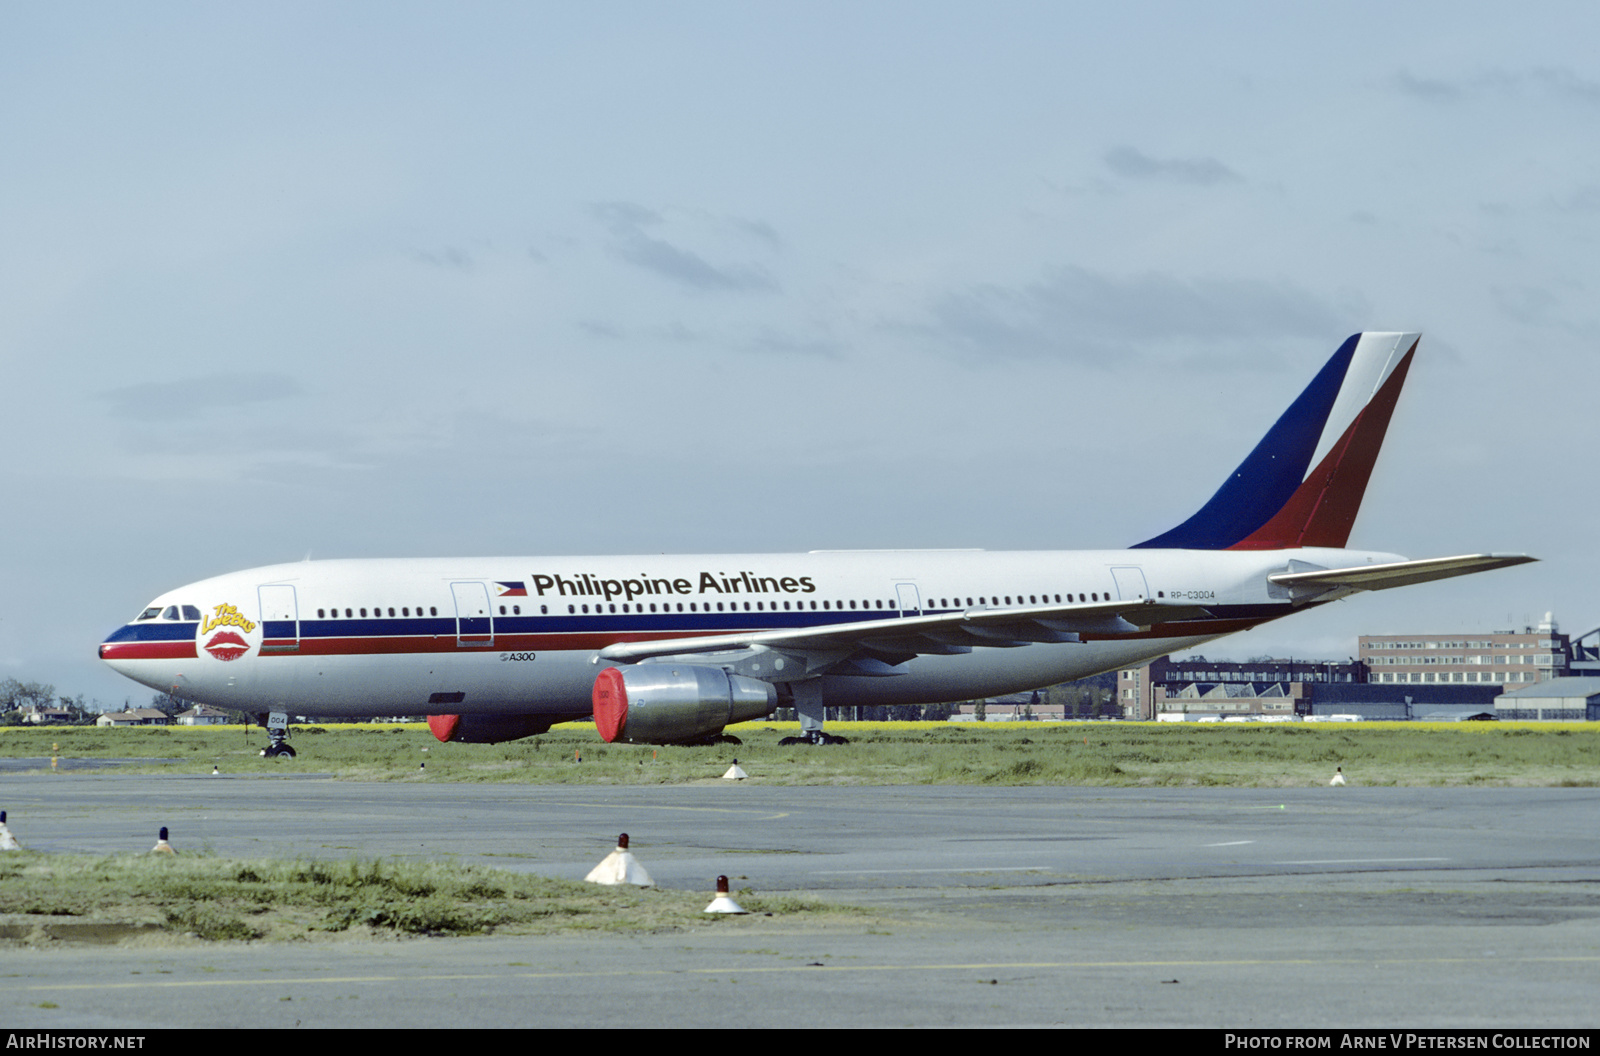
[0,851,843,943]
[3,720,1597,787]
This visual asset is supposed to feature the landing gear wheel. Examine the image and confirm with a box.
[779,731,850,746]
[260,710,294,759]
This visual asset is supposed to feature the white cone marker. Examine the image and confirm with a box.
[152,826,176,855]
[0,811,20,851]
[584,833,653,886]
[722,758,747,780]
[1330,767,1346,786]
[704,875,747,914]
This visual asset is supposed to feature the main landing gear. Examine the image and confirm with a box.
[778,730,850,746]
[259,711,297,758]
[776,682,850,745]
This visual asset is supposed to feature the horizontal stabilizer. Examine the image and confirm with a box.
[1267,553,1537,597]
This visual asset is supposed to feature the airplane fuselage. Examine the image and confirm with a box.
[100,545,1401,720]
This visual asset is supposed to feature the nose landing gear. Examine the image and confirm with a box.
[258,711,297,758]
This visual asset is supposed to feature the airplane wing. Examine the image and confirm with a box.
[1267,553,1537,601]
[596,597,1212,679]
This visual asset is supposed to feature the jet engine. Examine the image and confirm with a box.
[427,713,561,744]
[592,665,777,744]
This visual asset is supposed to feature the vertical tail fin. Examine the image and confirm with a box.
[1132,332,1419,551]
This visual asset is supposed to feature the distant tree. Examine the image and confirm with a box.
[56,695,97,724]
[148,692,189,717]
[1,679,57,711]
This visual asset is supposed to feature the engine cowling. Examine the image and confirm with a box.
[427,714,562,744]
[593,665,777,744]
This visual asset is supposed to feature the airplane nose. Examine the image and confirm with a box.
[99,622,198,664]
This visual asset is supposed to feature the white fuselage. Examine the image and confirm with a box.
[99,546,1401,719]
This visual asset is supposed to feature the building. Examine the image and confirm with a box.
[1119,655,1363,720]
[1494,678,1600,721]
[174,705,233,726]
[1359,613,1569,688]
[1301,682,1502,721]
[1118,612,1593,721]
[96,708,169,728]
[20,705,74,725]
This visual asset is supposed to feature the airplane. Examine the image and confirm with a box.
[99,332,1533,756]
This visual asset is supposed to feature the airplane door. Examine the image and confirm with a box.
[258,585,299,654]
[1110,566,1150,601]
[452,582,493,647]
[895,583,922,616]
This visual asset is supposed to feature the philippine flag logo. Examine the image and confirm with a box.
[495,581,528,597]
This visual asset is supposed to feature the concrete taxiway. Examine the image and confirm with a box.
[0,774,1596,1028]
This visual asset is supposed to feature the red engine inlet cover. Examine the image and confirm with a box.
[427,714,461,743]
[592,667,629,743]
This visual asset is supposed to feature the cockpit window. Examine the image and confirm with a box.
[181,605,201,621]
[161,606,180,621]
[136,607,162,621]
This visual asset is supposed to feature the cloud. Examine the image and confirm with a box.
[741,327,843,358]
[589,201,779,292]
[1393,67,1600,105]
[1104,146,1242,186]
[923,266,1348,361]
[413,247,474,271]
[1392,72,1465,102]
[98,373,303,420]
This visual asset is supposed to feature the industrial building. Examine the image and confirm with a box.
[1118,612,1596,721]
[1359,613,1571,687]
[1118,656,1363,721]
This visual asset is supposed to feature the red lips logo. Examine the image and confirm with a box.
[203,630,250,662]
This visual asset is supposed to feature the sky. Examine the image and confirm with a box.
[3,2,1597,706]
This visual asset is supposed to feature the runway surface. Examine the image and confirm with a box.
[1,773,1597,1028]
